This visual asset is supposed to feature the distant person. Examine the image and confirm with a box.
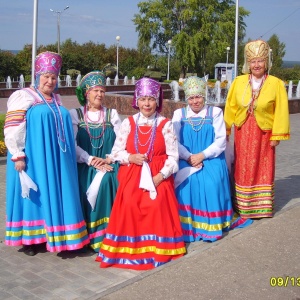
[96,77,186,270]
[224,39,290,219]
[70,71,121,252]
[172,76,252,243]
[4,51,89,256]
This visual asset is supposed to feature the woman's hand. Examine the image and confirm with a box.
[128,154,148,165]
[104,157,113,165]
[188,153,205,168]
[153,172,164,187]
[270,140,280,147]
[96,163,113,172]
[90,157,105,168]
[15,158,26,172]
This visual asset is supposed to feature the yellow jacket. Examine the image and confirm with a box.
[224,74,290,140]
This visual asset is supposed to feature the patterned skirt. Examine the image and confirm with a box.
[234,114,275,218]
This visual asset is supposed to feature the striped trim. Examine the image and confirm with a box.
[235,183,274,218]
[4,110,26,128]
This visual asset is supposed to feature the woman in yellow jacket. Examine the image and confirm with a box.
[224,39,290,219]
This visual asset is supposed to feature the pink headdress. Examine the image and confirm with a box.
[132,77,163,112]
[34,51,62,79]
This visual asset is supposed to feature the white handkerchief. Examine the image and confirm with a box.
[19,171,38,199]
[174,166,202,189]
[139,161,157,200]
[86,170,106,210]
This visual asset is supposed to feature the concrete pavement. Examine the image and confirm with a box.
[0,96,299,300]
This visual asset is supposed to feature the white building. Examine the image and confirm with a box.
[214,63,235,82]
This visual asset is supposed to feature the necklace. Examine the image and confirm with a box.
[84,105,106,139]
[34,88,67,152]
[187,116,206,132]
[134,113,158,161]
[85,106,103,124]
[138,123,153,135]
[241,74,267,112]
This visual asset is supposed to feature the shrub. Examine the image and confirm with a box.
[0,141,7,157]
[0,114,6,156]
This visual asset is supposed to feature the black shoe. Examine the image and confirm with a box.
[23,245,37,256]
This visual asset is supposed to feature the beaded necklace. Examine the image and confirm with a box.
[83,105,106,149]
[187,116,206,132]
[134,112,158,161]
[241,74,267,112]
[34,88,67,152]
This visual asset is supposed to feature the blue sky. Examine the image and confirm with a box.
[0,0,299,61]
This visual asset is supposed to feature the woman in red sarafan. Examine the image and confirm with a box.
[96,77,186,270]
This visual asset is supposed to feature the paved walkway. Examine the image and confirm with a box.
[0,96,299,299]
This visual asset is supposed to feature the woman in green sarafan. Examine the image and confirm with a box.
[70,71,121,252]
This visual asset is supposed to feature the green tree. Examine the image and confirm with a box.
[0,50,18,81]
[267,34,285,76]
[133,0,249,77]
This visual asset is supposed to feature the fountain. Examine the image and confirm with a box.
[65,75,72,87]
[296,81,300,98]
[18,74,25,89]
[76,74,82,87]
[169,80,180,102]
[58,76,62,87]
[6,76,12,89]
[124,76,128,85]
[288,81,293,99]
[131,76,135,85]
[106,77,111,86]
[114,75,119,86]
[214,80,221,103]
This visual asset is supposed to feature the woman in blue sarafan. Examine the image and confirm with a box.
[172,76,252,243]
[4,51,89,256]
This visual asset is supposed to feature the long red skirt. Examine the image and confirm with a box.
[234,114,275,218]
[96,117,186,270]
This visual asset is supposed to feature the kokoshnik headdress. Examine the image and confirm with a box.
[182,76,207,101]
[132,77,163,113]
[242,39,273,74]
[34,51,62,88]
[75,71,106,106]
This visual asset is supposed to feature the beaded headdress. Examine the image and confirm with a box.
[242,39,272,74]
[34,51,62,78]
[75,71,106,106]
[183,76,207,101]
[132,77,163,112]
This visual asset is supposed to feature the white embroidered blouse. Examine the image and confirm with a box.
[4,89,63,161]
[108,112,179,179]
[69,107,121,165]
[172,105,226,160]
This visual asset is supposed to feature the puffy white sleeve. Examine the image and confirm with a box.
[110,108,122,135]
[172,108,192,161]
[69,107,91,164]
[4,90,34,161]
[108,117,131,164]
[202,107,226,159]
[160,119,179,178]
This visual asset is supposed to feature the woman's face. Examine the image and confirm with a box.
[38,73,58,96]
[138,96,157,117]
[87,86,105,111]
[187,95,205,114]
[249,58,266,78]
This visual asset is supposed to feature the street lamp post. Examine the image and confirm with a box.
[116,36,121,78]
[226,46,230,81]
[234,0,239,79]
[50,6,69,55]
[167,39,172,81]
